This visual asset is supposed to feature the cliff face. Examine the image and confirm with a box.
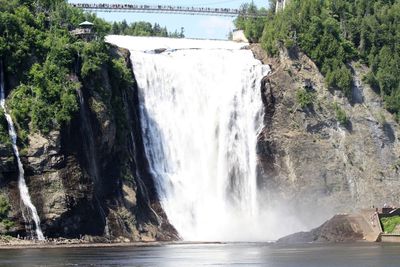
[0,47,178,241]
[2,41,399,240]
[253,44,400,227]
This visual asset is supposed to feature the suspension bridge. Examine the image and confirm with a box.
[69,3,268,17]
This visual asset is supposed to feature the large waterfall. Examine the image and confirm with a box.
[0,61,44,240]
[107,36,271,241]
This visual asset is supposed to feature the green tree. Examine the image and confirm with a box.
[234,2,267,43]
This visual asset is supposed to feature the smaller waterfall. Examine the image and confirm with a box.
[76,89,110,238]
[0,61,44,240]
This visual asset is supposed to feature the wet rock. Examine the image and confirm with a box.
[153,48,167,54]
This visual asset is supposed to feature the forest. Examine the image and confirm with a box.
[237,0,400,120]
[0,0,177,143]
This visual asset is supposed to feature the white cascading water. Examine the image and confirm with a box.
[0,61,45,240]
[107,36,270,241]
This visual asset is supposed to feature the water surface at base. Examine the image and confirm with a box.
[1,243,400,266]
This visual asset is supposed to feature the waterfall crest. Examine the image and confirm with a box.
[107,36,270,241]
[0,61,44,240]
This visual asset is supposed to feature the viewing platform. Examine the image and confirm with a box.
[70,21,95,41]
[360,207,400,242]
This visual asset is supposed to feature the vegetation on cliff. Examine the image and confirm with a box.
[0,196,13,230]
[0,110,10,145]
[296,87,315,109]
[0,1,94,135]
[0,0,138,142]
[237,0,400,120]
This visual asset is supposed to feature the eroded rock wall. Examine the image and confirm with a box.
[253,44,400,227]
[0,47,178,241]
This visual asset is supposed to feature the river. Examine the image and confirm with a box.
[0,243,399,266]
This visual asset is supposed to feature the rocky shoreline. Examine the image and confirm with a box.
[277,210,384,244]
[0,235,226,250]
[0,240,163,250]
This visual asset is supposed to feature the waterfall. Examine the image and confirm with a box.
[0,61,44,240]
[107,36,270,241]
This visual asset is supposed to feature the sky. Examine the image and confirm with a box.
[68,0,269,39]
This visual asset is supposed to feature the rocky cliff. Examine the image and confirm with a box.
[0,46,178,241]
[253,44,400,228]
[1,40,399,241]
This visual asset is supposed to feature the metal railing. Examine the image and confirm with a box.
[70,3,268,17]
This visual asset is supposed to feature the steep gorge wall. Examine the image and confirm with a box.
[0,47,177,241]
[253,45,400,227]
[1,40,399,239]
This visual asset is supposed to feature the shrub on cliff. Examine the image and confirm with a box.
[81,41,109,78]
[0,110,11,145]
[333,102,349,126]
[0,196,14,231]
[0,196,10,220]
[296,88,315,109]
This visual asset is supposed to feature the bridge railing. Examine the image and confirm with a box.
[70,3,268,17]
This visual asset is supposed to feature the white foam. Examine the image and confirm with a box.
[106,35,248,52]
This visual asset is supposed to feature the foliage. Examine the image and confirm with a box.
[111,20,184,38]
[169,27,185,39]
[0,1,81,135]
[0,0,138,137]
[106,53,134,143]
[0,110,11,145]
[260,0,400,117]
[234,2,268,43]
[261,0,357,95]
[296,88,315,108]
[81,41,108,78]
[381,216,400,234]
[0,196,14,231]
[8,39,81,134]
[333,102,349,126]
[0,196,10,220]
[110,58,133,88]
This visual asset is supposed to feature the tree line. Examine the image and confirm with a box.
[110,20,184,38]
[0,0,165,141]
[236,0,400,120]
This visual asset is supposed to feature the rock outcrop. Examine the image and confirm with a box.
[276,214,365,243]
[253,44,400,228]
[0,46,178,241]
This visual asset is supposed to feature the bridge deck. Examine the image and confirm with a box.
[70,3,268,17]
